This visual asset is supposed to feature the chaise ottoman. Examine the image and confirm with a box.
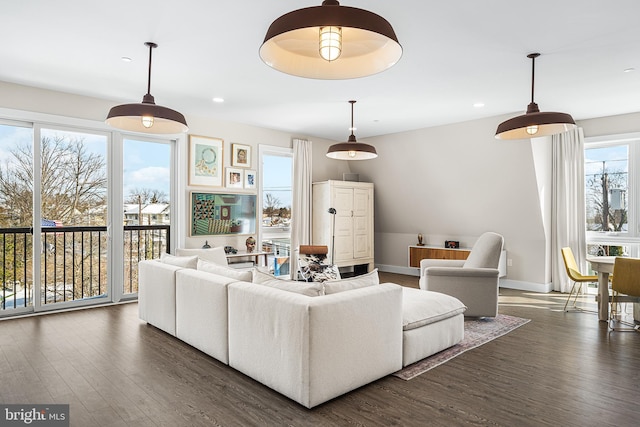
[401,287,466,367]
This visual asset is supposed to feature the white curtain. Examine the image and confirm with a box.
[290,139,313,279]
[551,127,587,292]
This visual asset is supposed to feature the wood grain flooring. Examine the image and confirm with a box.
[1,272,639,426]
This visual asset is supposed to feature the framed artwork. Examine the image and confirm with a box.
[190,192,257,236]
[225,167,244,189]
[189,135,224,187]
[244,169,256,189]
[231,143,251,168]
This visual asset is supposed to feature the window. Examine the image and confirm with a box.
[259,146,292,276]
[0,112,176,317]
[585,134,640,257]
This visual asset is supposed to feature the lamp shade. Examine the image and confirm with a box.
[260,1,402,79]
[495,53,576,140]
[326,138,378,160]
[106,99,188,134]
[106,42,188,134]
[495,105,576,140]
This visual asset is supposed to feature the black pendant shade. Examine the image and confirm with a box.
[495,53,576,140]
[326,101,378,160]
[260,0,402,79]
[106,42,188,134]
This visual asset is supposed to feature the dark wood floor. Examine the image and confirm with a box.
[1,272,639,426]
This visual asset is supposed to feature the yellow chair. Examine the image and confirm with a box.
[561,247,598,312]
[609,257,640,332]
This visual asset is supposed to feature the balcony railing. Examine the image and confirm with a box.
[1,225,169,312]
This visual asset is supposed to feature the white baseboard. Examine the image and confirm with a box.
[376,264,420,277]
[377,264,552,293]
[499,279,553,293]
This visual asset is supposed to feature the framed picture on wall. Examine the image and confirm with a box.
[244,169,256,189]
[189,135,224,187]
[231,143,251,168]
[225,167,244,189]
[190,192,257,236]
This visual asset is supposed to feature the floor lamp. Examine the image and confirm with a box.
[328,208,337,264]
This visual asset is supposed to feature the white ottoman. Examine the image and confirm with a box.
[401,287,466,367]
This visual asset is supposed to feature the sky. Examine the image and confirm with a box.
[0,124,171,202]
[262,154,292,208]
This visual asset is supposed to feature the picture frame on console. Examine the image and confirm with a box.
[188,135,224,187]
[190,191,257,236]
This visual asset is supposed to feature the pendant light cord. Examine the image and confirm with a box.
[526,53,540,113]
[145,42,157,96]
[349,100,356,137]
[530,54,536,104]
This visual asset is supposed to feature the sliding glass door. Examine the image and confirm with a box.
[37,127,110,310]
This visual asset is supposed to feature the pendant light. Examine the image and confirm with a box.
[260,0,402,80]
[327,101,377,160]
[106,42,188,134]
[495,53,576,140]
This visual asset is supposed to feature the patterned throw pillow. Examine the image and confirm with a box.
[298,254,341,282]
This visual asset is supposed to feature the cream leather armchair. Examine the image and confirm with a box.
[419,232,504,317]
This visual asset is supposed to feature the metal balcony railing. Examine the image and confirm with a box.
[0,225,169,311]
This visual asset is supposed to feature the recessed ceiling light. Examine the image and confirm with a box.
[212,97,224,103]
[121,56,132,62]
[624,68,635,73]
[473,102,485,108]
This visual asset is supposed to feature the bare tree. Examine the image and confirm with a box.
[0,135,107,227]
[126,188,168,204]
[586,163,627,232]
[263,193,281,221]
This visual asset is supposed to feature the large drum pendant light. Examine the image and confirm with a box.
[260,0,402,79]
[495,53,576,140]
[327,100,377,160]
[106,42,188,134]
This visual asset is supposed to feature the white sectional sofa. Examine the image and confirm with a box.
[138,251,466,408]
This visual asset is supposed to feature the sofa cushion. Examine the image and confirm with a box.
[402,288,467,331]
[160,253,198,269]
[197,259,252,282]
[252,269,324,297]
[176,247,228,265]
[323,269,379,295]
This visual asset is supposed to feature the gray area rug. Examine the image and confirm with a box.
[393,314,531,380]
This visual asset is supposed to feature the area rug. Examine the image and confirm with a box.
[393,314,530,380]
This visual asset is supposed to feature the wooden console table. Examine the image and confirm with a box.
[408,245,471,268]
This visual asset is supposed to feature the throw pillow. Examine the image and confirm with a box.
[176,247,228,265]
[252,269,324,297]
[159,253,198,269]
[197,259,252,282]
[323,268,379,294]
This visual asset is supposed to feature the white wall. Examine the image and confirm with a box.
[347,114,549,287]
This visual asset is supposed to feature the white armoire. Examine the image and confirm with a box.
[312,180,374,272]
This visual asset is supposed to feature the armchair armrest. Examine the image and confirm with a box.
[419,258,465,276]
[425,266,500,278]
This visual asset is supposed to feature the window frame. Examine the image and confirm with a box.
[585,132,640,256]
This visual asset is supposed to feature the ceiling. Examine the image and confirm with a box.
[2,1,640,141]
